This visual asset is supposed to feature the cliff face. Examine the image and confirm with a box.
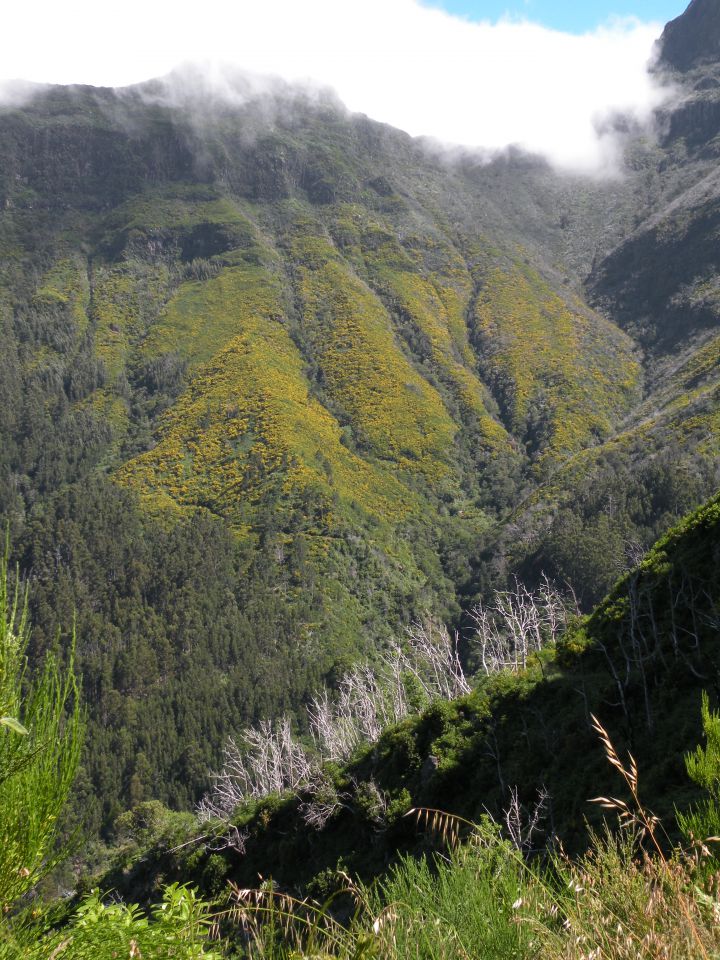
[584,0,720,350]
[660,0,720,73]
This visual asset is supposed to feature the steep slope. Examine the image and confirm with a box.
[661,0,720,72]
[479,0,720,604]
[96,491,720,901]
[2,0,720,827]
[588,0,720,354]
[0,80,651,824]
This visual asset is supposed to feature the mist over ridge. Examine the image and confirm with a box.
[2,0,681,172]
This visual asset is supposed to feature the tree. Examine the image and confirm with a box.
[0,550,220,958]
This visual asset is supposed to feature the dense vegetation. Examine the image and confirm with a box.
[4,490,720,958]
[53,477,719,959]
[0,0,718,853]
[2,2,720,955]
[0,551,220,957]
[88,489,720,903]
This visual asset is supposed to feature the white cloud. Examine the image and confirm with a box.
[1,0,672,171]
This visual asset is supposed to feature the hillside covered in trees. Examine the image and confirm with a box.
[12,442,717,959]
[0,0,718,845]
[93,488,720,902]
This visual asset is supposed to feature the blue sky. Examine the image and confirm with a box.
[426,0,684,32]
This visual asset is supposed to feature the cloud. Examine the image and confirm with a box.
[2,0,672,171]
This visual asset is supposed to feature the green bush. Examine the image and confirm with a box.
[678,692,720,848]
[4,884,220,960]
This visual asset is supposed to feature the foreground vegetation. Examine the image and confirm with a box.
[53,702,720,959]
[1,489,719,956]
[33,488,707,958]
[230,714,720,960]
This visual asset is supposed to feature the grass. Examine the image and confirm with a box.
[529,717,719,960]
[222,814,531,960]
[220,817,720,959]
[213,709,720,960]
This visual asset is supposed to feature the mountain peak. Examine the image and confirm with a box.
[660,0,720,73]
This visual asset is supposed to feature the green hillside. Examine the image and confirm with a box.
[0,3,720,829]
[93,489,720,904]
[4,4,720,956]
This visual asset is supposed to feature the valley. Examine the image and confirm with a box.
[1,1,720,955]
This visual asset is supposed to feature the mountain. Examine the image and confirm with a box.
[487,2,720,604]
[661,0,720,72]
[0,0,719,829]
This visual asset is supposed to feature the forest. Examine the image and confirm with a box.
[1,0,720,954]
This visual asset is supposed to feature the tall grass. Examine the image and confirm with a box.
[531,717,719,960]
[532,829,718,960]
[366,825,531,960]
[226,823,530,960]
[223,710,720,960]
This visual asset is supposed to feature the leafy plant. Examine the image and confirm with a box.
[678,692,720,848]
[3,884,221,960]
[0,547,83,911]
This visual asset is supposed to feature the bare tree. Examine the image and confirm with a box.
[503,785,550,853]
[307,618,470,763]
[307,667,391,761]
[402,619,471,700]
[207,824,250,854]
[298,771,352,831]
[197,717,315,823]
[199,584,568,821]
[471,575,570,676]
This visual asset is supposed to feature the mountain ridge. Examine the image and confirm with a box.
[660,0,720,73]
